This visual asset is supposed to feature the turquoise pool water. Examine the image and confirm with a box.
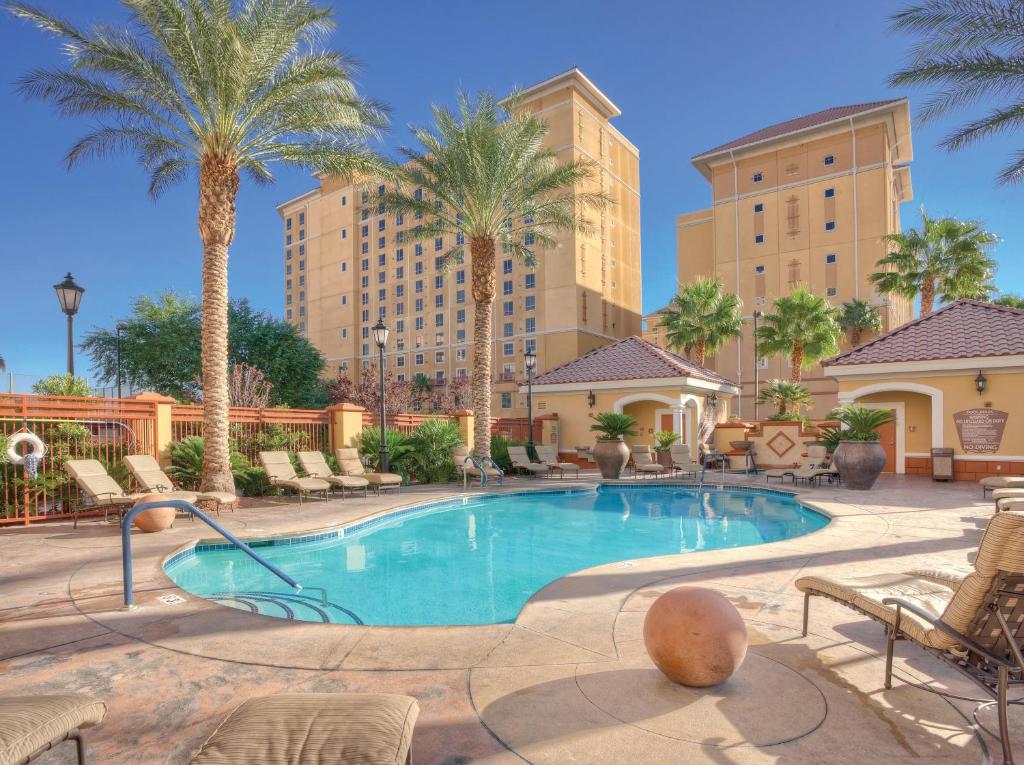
[165,486,827,626]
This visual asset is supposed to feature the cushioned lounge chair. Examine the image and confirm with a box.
[258,452,330,503]
[335,448,402,494]
[296,451,369,497]
[124,454,238,517]
[632,450,669,478]
[764,460,816,484]
[792,458,840,486]
[669,445,702,478]
[65,459,147,528]
[796,510,1024,765]
[452,446,503,488]
[981,475,1024,497]
[535,445,579,479]
[0,693,106,765]
[506,446,549,477]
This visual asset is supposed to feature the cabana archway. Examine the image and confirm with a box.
[613,392,700,457]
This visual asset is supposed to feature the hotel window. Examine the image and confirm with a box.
[362,258,369,271]
[298,275,305,286]
[396,319,404,333]
[823,154,835,166]
[525,273,535,289]
[435,313,444,327]
[396,284,404,297]
[503,279,513,295]
[396,213,404,226]
[754,203,763,213]
[503,322,513,337]
[362,343,369,355]
[299,244,305,257]
[341,195,347,206]
[752,172,763,183]
[503,300,514,316]
[341,262,347,272]
[396,248,404,261]
[379,306,386,318]
[456,290,465,304]
[435,294,444,308]
[286,294,292,304]
[378,236,385,249]
[361,293,368,305]
[826,287,837,297]
[824,188,835,198]
[362,309,369,321]
[525,295,536,311]
[415,317,424,331]
[503,259,513,275]
[361,276,369,288]
[435,237,443,251]
[378,220,385,232]
[755,234,764,244]
[524,232,534,246]
[287,308,292,319]
[456,269,465,284]
[378,184,385,196]
[298,212,305,225]
[396,355,405,367]
[435,275,444,289]
[361,207,368,220]
[378,253,386,266]
[396,266,404,279]
[456,348,467,361]
[825,221,836,231]
[377,202,384,215]
[298,260,305,271]
[361,242,368,254]
[361,191,369,203]
[286,249,292,260]
[299,322,305,331]
[415,262,423,275]
[415,244,423,257]
[341,328,347,338]
[435,351,445,363]
[414,188,422,200]
[298,290,304,301]
[361,225,368,237]
[286,264,292,275]
[415,298,423,312]
[298,230,305,241]
[378,288,386,301]
[826,254,837,264]
[525,317,536,334]
[341,295,347,305]
[377,272,385,284]
[456,233,464,246]
[415,279,423,294]
[525,337,537,353]
[456,329,466,343]
[457,309,465,324]
[341,229,347,239]
[435,257,444,270]
[503,343,514,357]
[286,218,292,230]
[500,392,513,410]
[286,279,292,289]
[396,302,404,315]
[758,356,768,369]
[362,326,369,339]
[299,306,305,316]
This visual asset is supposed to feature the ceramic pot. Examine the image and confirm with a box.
[593,438,630,479]
[656,451,673,468]
[833,440,886,490]
[132,493,177,532]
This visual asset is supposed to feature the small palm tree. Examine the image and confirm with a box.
[994,294,1024,309]
[756,288,841,382]
[889,1,1024,184]
[11,1,386,492]
[870,208,996,316]
[837,299,882,347]
[756,379,812,418]
[383,92,609,457]
[660,277,743,366]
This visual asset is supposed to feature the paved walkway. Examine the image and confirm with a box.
[1,475,1018,764]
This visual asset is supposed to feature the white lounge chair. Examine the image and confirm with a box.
[259,451,330,502]
[633,450,669,478]
[507,445,549,477]
[535,445,579,479]
[297,451,370,497]
[452,446,503,488]
[335,448,403,494]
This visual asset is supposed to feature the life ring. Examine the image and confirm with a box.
[7,432,46,465]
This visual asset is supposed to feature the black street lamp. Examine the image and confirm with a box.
[115,321,128,398]
[752,310,763,420]
[524,348,537,450]
[372,318,390,473]
[53,272,84,376]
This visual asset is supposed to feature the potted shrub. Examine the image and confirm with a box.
[654,431,678,467]
[829,405,895,490]
[590,413,638,479]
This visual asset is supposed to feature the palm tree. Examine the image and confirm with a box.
[837,299,882,347]
[870,208,996,316]
[659,277,743,366]
[756,288,841,382]
[756,379,812,419]
[994,294,1024,309]
[383,92,609,458]
[889,1,1024,184]
[11,1,385,492]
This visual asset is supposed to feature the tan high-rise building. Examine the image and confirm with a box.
[675,99,915,418]
[276,68,641,416]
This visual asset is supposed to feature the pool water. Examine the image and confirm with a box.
[165,486,827,626]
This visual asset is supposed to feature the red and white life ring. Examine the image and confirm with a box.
[6,432,46,465]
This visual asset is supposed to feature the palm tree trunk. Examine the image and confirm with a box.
[920,277,936,316]
[850,327,862,347]
[197,155,238,494]
[470,236,497,459]
[694,337,706,367]
[791,343,804,382]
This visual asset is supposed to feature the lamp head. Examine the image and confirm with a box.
[54,272,84,316]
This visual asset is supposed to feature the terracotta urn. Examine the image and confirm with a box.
[833,440,886,490]
[593,438,630,479]
[132,493,177,533]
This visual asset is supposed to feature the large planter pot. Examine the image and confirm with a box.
[132,493,177,533]
[833,440,886,490]
[593,438,630,479]
[656,451,673,467]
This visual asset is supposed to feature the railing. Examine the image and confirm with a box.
[360,411,454,433]
[172,405,329,463]
[491,417,541,443]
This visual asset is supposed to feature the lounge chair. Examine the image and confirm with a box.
[796,510,1024,765]
[335,448,403,494]
[124,454,239,518]
[632,450,670,478]
[258,451,330,502]
[452,446,503,488]
[535,445,580,479]
[993,488,1024,510]
[792,457,840,486]
[65,459,147,528]
[980,475,1024,496]
[0,694,106,764]
[506,445,549,477]
[764,460,816,484]
[669,445,702,478]
[296,451,369,497]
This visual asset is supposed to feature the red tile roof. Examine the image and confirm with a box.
[693,99,905,159]
[825,300,1024,367]
[532,336,736,387]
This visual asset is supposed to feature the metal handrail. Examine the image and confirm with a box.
[121,499,301,608]
[481,456,505,486]
[462,454,487,488]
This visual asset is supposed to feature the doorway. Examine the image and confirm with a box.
[878,417,897,473]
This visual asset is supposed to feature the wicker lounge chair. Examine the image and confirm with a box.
[296,451,369,497]
[632,450,669,478]
[335,448,402,494]
[796,510,1024,765]
[65,459,148,528]
[506,445,549,477]
[669,445,702,478]
[535,445,580,479]
[451,446,503,488]
[189,693,418,765]
[258,451,330,502]
[0,694,106,765]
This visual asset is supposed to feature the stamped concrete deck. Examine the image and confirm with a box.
[1,474,1019,764]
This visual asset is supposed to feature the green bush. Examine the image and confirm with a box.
[827,405,896,441]
[654,431,678,453]
[590,412,638,440]
[407,418,463,483]
[32,374,92,397]
[489,434,524,472]
[358,426,414,483]
[167,436,269,496]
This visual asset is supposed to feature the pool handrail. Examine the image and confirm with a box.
[121,499,301,609]
[480,456,505,486]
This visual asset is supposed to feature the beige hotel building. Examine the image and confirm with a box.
[672,99,915,418]
[277,68,641,416]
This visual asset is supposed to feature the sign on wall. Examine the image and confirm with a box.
[952,408,1009,453]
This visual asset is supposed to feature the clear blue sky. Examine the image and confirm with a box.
[1,0,1020,390]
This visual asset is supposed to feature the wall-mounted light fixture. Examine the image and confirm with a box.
[975,370,987,394]
[587,390,596,408]
[707,392,719,407]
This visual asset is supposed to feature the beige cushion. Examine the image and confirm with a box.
[981,475,1024,489]
[550,462,578,472]
[124,454,180,493]
[190,693,418,765]
[326,475,370,489]
[0,694,106,764]
[636,464,668,473]
[366,473,403,485]
[196,492,238,506]
[65,459,136,504]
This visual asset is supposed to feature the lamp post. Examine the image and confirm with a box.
[115,321,128,398]
[752,310,763,420]
[524,348,537,450]
[53,273,84,376]
[371,318,390,473]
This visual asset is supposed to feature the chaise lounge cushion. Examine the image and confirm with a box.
[190,693,418,765]
[0,694,107,764]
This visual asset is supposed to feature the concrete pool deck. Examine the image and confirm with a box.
[1,474,1020,763]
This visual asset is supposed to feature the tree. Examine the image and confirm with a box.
[12,0,385,494]
[870,209,997,316]
[81,293,327,408]
[327,363,413,417]
[994,294,1024,309]
[659,277,743,366]
[228,363,272,409]
[382,92,609,458]
[837,299,883,347]
[889,1,1024,184]
[32,374,92,397]
[756,288,841,382]
[756,379,813,419]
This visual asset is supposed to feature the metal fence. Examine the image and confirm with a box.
[170,405,330,463]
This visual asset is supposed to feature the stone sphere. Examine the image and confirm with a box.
[643,586,748,687]
[132,493,177,533]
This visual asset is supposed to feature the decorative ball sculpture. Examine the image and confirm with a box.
[643,586,748,687]
[132,493,177,533]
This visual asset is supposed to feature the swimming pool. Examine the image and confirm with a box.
[165,485,828,626]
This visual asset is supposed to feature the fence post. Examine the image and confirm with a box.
[327,402,366,452]
[131,392,176,465]
[453,409,474,451]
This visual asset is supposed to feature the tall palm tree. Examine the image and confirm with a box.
[11,1,385,492]
[837,298,882,347]
[756,379,812,418]
[659,277,743,366]
[889,0,1024,184]
[756,288,840,382]
[383,92,609,458]
[870,208,996,316]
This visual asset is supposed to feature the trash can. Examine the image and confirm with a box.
[931,448,954,481]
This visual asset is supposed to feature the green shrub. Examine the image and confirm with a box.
[827,405,896,441]
[407,418,463,483]
[32,374,92,397]
[590,412,638,440]
[167,436,269,496]
[654,431,678,453]
[489,434,524,472]
[358,426,414,483]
